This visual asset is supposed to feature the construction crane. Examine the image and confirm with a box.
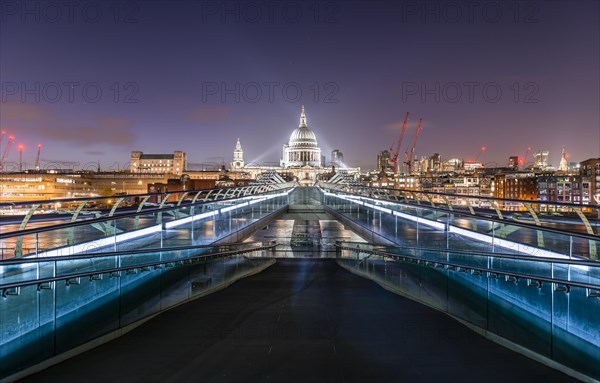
[476,146,486,162]
[0,135,15,172]
[18,144,24,172]
[404,117,423,173]
[0,131,5,162]
[389,112,409,173]
[35,144,42,171]
[521,146,532,169]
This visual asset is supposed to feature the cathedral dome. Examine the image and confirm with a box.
[289,126,318,146]
[288,106,318,147]
[281,105,322,168]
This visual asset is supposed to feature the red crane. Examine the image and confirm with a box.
[389,112,409,173]
[404,117,423,173]
[0,131,5,161]
[18,144,24,172]
[476,146,486,162]
[0,135,15,172]
[521,146,532,169]
[35,144,42,171]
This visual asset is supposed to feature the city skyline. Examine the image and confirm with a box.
[3,3,600,383]
[0,103,593,171]
[1,1,599,169]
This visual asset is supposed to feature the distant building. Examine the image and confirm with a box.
[494,173,537,201]
[376,150,394,173]
[147,175,253,202]
[508,156,519,170]
[0,171,169,202]
[568,162,580,172]
[130,151,187,176]
[537,174,591,204]
[533,150,550,170]
[463,161,483,172]
[558,147,569,172]
[428,153,441,172]
[331,149,344,166]
[580,158,600,205]
[231,138,245,169]
[242,106,360,185]
[442,158,463,172]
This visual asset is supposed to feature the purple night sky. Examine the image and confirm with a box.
[1,1,599,170]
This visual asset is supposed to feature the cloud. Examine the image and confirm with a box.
[383,117,424,133]
[0,102,60,124]
[41,117,136,146]
[187,106,230,124]
[1,103,136,147]
[85,150,105,155]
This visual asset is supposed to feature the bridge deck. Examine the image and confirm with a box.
[23,259,578,383]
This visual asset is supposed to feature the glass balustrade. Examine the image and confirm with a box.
[337,243,600,381]
[0,245,275,380]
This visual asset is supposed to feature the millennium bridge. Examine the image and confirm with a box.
[1,182,599,382]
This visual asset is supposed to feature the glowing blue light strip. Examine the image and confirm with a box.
[392,210,446,230]
[37,224,163,257]
[448,226,569,259]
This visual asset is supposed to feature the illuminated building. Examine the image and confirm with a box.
[231,138,245,169]
[533,150,550,170]
[494,173,537,201]
[238,106,360,185]
[0,172,168,202]
[331,149,344,166]
[376,150,394,173]
[280,105,322,168]
[579,158,600,205]
[130,151,187,176]
[537,174,591,204]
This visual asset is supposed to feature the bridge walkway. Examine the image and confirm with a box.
[22,259,579,383]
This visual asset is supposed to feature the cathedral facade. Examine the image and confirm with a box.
[280,106,322,168]
[231,106,359,185]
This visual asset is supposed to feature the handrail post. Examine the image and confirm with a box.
[416,210,420,248]
[113,219,117,252]
[492,224,495,253]
[191,213,195,244]
[446,212,450,250]
[569,236,573,259]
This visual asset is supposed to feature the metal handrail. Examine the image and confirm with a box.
[336,245,600,291]
[319,182,600,211]
[0,187,292,240]
[0,241,267,266]
[0,183,296,208]
[0,244,276,291]
[322,189,600,242]
[336,241,600,267]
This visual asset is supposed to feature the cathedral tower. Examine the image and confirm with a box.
[231,138,244,169]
